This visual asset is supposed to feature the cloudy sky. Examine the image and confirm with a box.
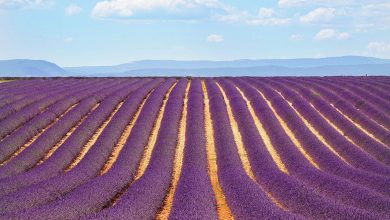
[0,0,390,66]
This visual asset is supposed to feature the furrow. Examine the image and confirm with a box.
[256,89,321,170]
[156,81,190,220]
[64,101,124,172]
[309,103,371,155]
[202,81,234,219]
[37,103,100,167]
[279,92,351,165]
[231,85,289,174]
[133,83,177,181]
[217,82,287,210]
[100,94,151,175]
[107,82,177,207]
[0,103,80,166]
[330,103,389,148]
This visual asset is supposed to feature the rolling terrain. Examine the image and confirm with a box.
[0,77,389,219]
[1,56,390,77]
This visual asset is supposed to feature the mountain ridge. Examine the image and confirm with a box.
[1,56,390,77]
[64,56,390,75]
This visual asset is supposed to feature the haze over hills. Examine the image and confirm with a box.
[1,56,390,77]
[64,56,390,75]
[0,60,67,77]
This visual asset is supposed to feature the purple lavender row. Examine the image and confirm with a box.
[0,78,53,91]
[300,78,390,129]
[258,78,390,177]
[304,76,390,113]
[0,79,49,96]
[251,81,390,194]
[339,78,390,100]
[0,79,106,139]
[293,77,390,144]
[169,79,218,219]
[325,76,390,125]
[0,79,165,216]
[361,77,390,89]
[66,79,187,220]
[205,79,298,219]
[0,80,154,198]
[0,79,84,120]
[309,79,390,114]
[0,79,73,108]
[281,78,390,165]
[280,77,390,147]
[297,77,390,145]
[308,77,390,116]
[260,78,390,197]
[0,79,93,144]
[245,78,390,217]
[222,78,384,219]
[0,79,123,166]
[1,80,172,216]
[339,77,390,92]
[0,80,32,92]
[0,79,119,146]
[216,78,312,218]
[0,79,139,180]
[0,79,93,118]
[323,77,390,105]
[0,80,153,197]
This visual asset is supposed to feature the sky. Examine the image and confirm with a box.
[0,0,390,67]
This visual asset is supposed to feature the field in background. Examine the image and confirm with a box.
[0,77,389,219]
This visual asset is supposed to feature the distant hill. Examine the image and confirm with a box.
[1,56,390,77]
[0,59,68,77]
[65,56,390,75]
[105,64,390,77]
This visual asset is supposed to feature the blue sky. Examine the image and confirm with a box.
[1,0,390,66]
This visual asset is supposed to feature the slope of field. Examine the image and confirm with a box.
[0,77,389,219]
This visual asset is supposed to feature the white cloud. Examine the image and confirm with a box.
[367,42,390,53]
[65,4,82,16]
[0,0,52,9]
[64,37,73,43]
[299,7,336,23]
[362,3,390,16]
[91,0,224,19]
[359,3,390,29]
[290,34,303,40]
[207,34,223,43]
[216,8,291,26]
[91,1,291,26]
[278,0,386,7]
[245,17,291,26]
[367,41,390,58]
[278,1,390,31]
[278,0,308,7]
[337,32,350,39]
[258,8,274,18]
[314,28,350,40]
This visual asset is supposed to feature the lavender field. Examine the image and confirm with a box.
[0,77,389,219]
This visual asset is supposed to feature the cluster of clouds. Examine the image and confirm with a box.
[91,0,223,18]
[215,7,291,26]
[65,4,82,16]
[2,0,390,54]
[2,0,388,29]
[0,0,52,9]
[314,29,350,40]
[207,34,223,43]
[367,42,390,57]
[299,7,336,23]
